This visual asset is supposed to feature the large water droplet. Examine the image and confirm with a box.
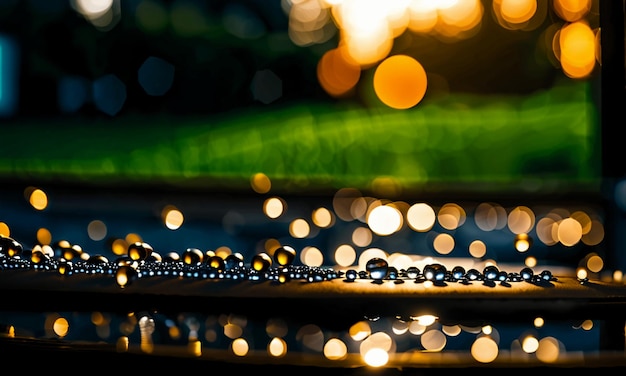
[366,257,388,281]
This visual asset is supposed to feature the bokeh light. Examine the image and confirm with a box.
[367,204,402,236]
[471,335,499,363]
[52,316,70,338]
[162,205,184,230]
[317,47,361,97]
[312,207,334,228]
[407,203,436,232]
[268,337,288,358]
[251,69,283,104]
[433,233,455,255]
[264,197,286,219]
[251,172,272,194]
[92,74,126,116]
[324,338,348,360]
[289,218,310,238]
[334,244,357,267]
[138,56,175,96]
[536,336,561,363]
[373,54,427,109]
[421,329,447,352]
[26,187,48,211]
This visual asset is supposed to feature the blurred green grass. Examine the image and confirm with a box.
[0,79,600,195]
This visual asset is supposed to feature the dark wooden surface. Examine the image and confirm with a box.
[1,269,626,320]
[1,270,626,371]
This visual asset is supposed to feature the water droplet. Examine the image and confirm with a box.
[206,255,225,271]
[423,263,446,282]
[251,252,272,272]
[466,268,481,281]
[451,266,465,280]
[0,235,23,258]
[366,257,388,281]
[274,246,296,266]
[57,259,73,275]
[483,265,499,281]
[345,269,358,281]
[387,266,399,280]
[182,248,204,265]
[116,264,138,288]
[406,266,420,279]
[540,270,553,281]
[225,253,244,270]
[497,271,508,282]
[520,267,533,281]
[128,242,153,261]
